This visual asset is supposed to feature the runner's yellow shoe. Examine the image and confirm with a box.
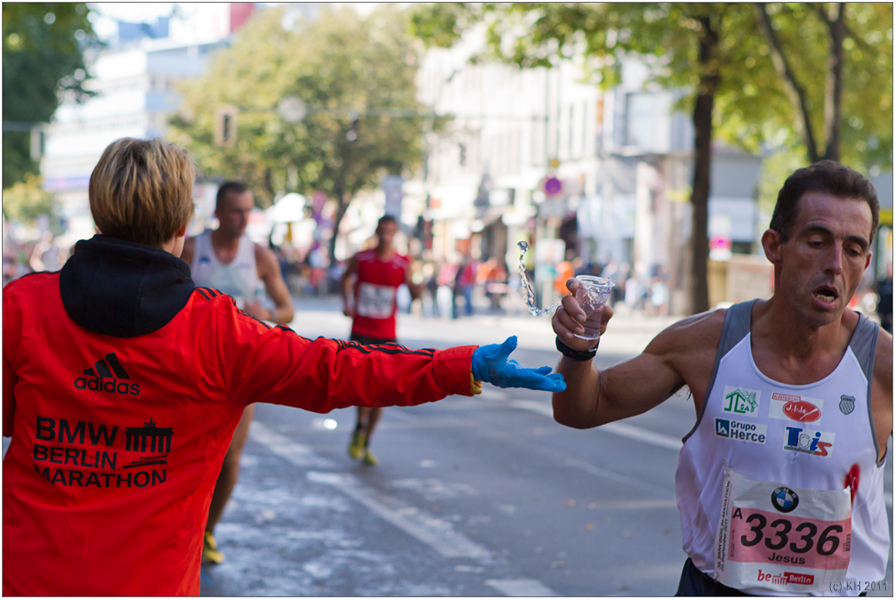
[202,531,225,565]
[348,429,366,460]
[362,449,378,466]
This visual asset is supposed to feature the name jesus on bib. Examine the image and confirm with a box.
[356,282,397,319]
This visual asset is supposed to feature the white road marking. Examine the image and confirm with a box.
[249,423,492,560]
[485,578,559,596]
[307,471,492,560]
[249,422,334,468]
[507,399,682,451]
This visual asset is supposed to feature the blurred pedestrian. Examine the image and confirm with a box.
[181,181,295,565]
[2,138,565,596]
[436,260,458,319]
[456,253,479,316]
[483,257,508,311]
[29,231,61,272]
[554,254,575,296]
[423,261,440,317]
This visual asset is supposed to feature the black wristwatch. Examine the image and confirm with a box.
[556,336,598,361]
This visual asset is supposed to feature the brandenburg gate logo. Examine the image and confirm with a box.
[125,418,173,453]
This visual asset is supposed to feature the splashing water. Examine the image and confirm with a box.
[518,241,560,316]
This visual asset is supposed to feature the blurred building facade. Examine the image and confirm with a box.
[34,5,891,310]
[414,27,770,314]
[38,4,259,247]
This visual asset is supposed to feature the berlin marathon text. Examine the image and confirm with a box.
[34,464,167,488]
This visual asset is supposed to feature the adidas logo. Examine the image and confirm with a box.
[74,352,140,395]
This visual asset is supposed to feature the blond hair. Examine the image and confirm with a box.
[89,138,195,247]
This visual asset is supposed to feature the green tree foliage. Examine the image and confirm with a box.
[169,5,429,262]
[410,2,892,313]
[2,3,98,189]
[2,173,56,223]
[718,4,892,176]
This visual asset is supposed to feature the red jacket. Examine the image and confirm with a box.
[3,235,475,596]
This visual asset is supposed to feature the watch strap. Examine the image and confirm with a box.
[555,336,598,361]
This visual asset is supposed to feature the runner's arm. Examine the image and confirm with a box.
[871,329,893,461]
[341,255,359,317]
[551,278,715,428]
[254,244,294,325]
[551,326,689,428]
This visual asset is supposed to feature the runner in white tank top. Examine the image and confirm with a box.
[180,182,295,566]
[550,161,892,595]
[190,230,263,306]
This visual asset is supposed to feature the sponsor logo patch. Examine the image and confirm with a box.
[783,426,834,457]
[722,386,761,417]
[756,570,814,586]
[715,418,767,444]
[768,392,823,424]
[770,486,799,513]
[73,352,140,396]
[839,395,856,415]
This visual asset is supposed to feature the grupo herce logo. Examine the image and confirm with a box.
[74,352,140,395]
[771,486,799,513]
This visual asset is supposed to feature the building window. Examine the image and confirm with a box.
[625,92,659,149]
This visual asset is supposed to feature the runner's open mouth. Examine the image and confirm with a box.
[812,285,839,302]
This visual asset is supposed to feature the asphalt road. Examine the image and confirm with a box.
[196,299,893,596]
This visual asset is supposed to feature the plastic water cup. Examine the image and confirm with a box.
[574,276,614,341]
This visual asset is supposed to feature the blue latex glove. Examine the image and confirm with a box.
[471,336,566,392]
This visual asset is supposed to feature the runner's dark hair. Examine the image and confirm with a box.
[771,160,879,244]
[216,181,251,210]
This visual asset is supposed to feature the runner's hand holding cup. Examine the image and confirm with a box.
[552,277,614,351]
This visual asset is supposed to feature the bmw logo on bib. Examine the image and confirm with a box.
[839,395,856,415]
[771,486,799,513]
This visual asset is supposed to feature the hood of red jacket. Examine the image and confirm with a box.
[59,235,195,337]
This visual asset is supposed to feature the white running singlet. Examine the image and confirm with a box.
[189,231,263,306]
[675,300,887,595]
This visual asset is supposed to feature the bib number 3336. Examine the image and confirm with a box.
[714,468,851,593]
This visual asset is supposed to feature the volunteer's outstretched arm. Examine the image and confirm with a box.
[472,336,566,392]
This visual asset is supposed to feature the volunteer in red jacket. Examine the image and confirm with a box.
[2,137,565,596]
[340,214,422,465]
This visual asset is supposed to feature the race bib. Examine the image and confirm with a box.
[356,282,397,319]
[715,468,851,593]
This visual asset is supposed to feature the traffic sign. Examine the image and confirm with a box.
[543,176,562,197]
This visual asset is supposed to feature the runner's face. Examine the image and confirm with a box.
[772,192,872,327]
[216,191,254,239]
[377,221,397,248]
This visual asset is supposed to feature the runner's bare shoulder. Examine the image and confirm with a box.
[643,306,728,360]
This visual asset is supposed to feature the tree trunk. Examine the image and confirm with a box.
[328,175,347,266]
[823,2,846,161]
[328,130,353,265]
[689,14,720,315]
[263,168,276,207]
[755,3,822,163]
